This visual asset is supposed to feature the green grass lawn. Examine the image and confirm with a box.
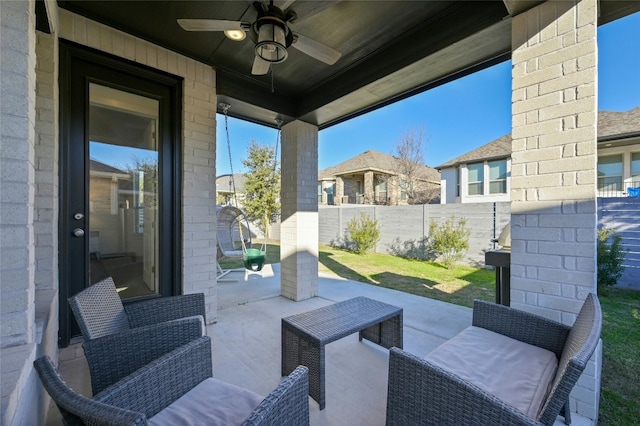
[219,242,638,423]
[597,288,640,426]
[318,245,496,307]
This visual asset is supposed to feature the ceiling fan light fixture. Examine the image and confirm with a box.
[224,29,246,41]
[255,18,288,63]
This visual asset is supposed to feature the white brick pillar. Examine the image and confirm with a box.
[511,0,601,421]
[280,120,319,301]
[1,0,37,348]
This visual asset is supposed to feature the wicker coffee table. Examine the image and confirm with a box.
[281,296,403,409]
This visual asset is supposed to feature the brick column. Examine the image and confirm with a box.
[280,120,318,301]
[364,171,374,204]
[1,0,37,348]
[511,0,600,421]
[335,177,344,205]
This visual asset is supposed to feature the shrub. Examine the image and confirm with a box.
[428,216,470,269]
[597,228,626,289]
[389,236,432,260]
[346,213,381,254]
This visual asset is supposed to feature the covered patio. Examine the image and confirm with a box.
[3,0,640,424]
[49,266,591,425]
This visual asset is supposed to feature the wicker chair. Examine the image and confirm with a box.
[68,277,206,340]
[386,293,602,426]
[35,336,310,426]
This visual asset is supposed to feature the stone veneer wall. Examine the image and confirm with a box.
[510,0,601,420]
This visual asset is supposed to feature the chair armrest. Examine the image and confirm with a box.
[94,336,213,420]
[386,348,542,426]
[33,356,146,426]
[242,366,310,426]
[83,316,205,394]
[472,300,570,357]
[125,293,206,328]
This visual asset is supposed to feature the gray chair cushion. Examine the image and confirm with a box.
[425,325,558,418]
[148,378,264,425]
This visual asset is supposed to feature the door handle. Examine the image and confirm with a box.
[72,228,85,237]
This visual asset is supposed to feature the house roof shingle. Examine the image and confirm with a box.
[319,150,440,183]
[598,106,640,140]
[436,134,512,169]
[436,106,640,169]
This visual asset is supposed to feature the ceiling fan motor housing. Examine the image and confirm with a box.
[251,4,294,63]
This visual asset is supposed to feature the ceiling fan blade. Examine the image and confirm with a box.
[291,33,341,65]
[279,0,297,12]
[252,56,271,75]
[177,19,247,32]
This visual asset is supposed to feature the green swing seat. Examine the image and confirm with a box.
[244,248,266,272]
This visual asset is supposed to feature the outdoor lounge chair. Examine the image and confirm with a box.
[35,336,310,426]
[69,276,206,340]
[386,293,601,426]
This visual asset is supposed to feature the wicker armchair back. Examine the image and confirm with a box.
[68,277,205,340]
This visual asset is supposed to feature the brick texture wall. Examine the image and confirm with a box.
[280,120,319,301]
[1,0,37,349]
[511,0,601,420]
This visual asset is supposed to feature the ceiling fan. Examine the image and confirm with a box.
[177,1,342,76]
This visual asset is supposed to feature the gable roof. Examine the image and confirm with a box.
[319,150,440,183]
[437,106,640,169]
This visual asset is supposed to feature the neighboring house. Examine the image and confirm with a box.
[216,173,246,205]
[318,150,441,205]
[438,107,640,203]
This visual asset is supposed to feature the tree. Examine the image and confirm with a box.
[241,140,280,239]
[390,127,438,204]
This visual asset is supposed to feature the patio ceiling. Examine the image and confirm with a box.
[57,0,639,130]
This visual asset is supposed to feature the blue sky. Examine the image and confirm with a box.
[215,11,639,175]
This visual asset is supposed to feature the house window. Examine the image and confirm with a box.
[376,180,387,203]
[632,152,640,187]
[467,163,484,195]
[489,160,507,194]
[400,179,407,201]
[598,154,623,194]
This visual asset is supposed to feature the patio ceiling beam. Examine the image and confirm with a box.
[502,0,545,17]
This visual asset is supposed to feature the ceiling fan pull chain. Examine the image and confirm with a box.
[271,67,275,93]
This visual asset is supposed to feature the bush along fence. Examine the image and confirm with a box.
[598,197,640,288]
[318,202,511,267]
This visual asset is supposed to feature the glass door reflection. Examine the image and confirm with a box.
[89,83,159,298]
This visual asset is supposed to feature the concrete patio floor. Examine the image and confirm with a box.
[49,264,590,425]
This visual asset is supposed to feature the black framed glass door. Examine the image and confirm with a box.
[59,41,182,346]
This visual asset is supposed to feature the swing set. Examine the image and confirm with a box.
[217,103,280,277]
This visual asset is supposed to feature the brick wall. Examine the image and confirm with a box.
[58,8,219,322]
[34,29,59,292]
[511,0,600,420]
[1,0,37,349]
